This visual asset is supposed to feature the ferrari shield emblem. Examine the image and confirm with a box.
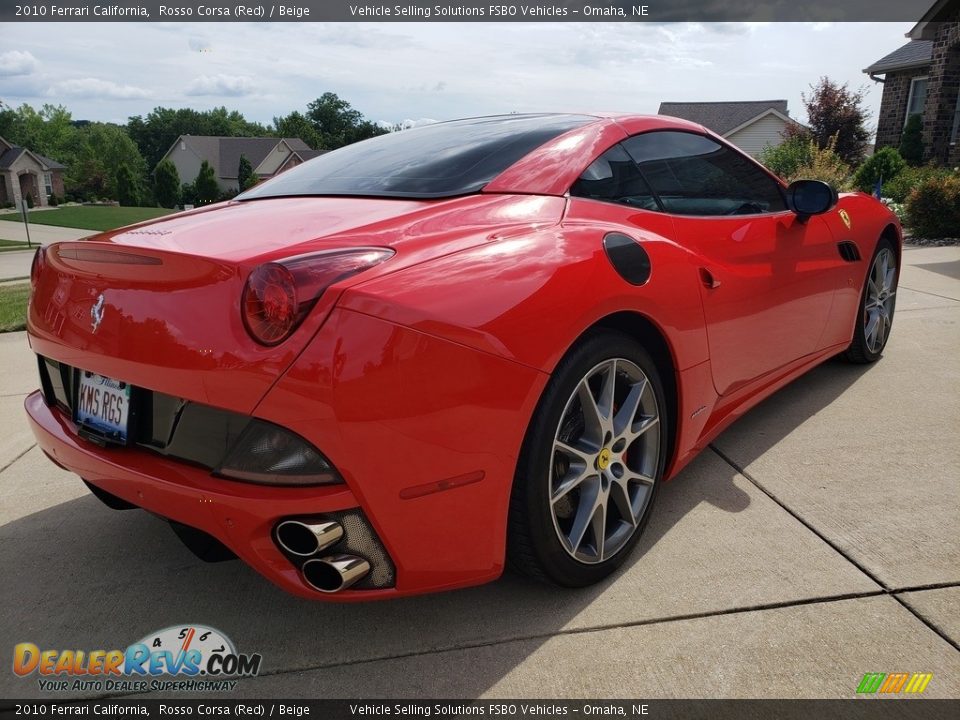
[839,209,852,230]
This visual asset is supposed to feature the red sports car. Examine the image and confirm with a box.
[25,114,901,600]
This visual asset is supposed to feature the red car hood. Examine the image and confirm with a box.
[27,194,564,415]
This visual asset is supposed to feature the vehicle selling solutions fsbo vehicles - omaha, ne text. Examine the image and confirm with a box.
[25,113,901,599]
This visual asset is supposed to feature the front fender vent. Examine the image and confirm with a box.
[837,241,862,262]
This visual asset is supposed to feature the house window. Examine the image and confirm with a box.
[43,173,53,197]
[905,76,929,122]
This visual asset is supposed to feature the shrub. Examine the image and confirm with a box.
[153,159,181,209]
[853,147,906,194]
[195,160,219,205]
[116,163,139,207]
[780,136,852,191]
[758,136,813,180]
[899,114,924,166]
[905,175,960,238]
[884,166,954,203]
[25,193,34,209]
[48,194,58,207]
[180,182,197,207]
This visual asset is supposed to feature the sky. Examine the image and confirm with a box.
[0,22,915,132]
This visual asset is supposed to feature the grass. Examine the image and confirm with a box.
[0,239,31,252]
[0,206,175,232]
[0,283,30,333]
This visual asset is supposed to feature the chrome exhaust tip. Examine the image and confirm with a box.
[302,554,371,593]
[275,519,344,557]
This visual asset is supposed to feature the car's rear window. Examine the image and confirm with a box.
[239,114,594,200]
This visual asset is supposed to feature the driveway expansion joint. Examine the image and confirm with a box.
[709,445,960,654]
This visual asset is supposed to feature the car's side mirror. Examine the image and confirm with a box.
[785,180,839,220]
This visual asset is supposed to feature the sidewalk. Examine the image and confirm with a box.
[0,222,92,281]
[0,245,957,699]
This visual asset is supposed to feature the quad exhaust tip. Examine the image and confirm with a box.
[302,555,371,593]
[275,519,344,557]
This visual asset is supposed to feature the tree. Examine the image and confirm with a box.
[800,77,871,166]
[127,106,271,170]
[237,154,257,191]
[154,159,181,208]
[68,122,148,201]
[116,164,138,206]
[899,114,924,166]
[304,92,388,150]
[195,160,219,204]
[272,110,321,149]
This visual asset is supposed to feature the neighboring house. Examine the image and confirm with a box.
[0,136,66,210]
[657,100,802,157]
[864,0,959,165]
[161,135,323,193]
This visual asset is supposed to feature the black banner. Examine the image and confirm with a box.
[2,700,960,720]
[0,0,941,23]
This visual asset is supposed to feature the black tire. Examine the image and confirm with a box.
[507,329,668,587]
[842,237,899,364]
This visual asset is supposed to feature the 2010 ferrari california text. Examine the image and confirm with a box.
[25,113,901,600]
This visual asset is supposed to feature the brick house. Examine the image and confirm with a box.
[864,0,960,166]
[0,136,66,209]
[160,136,323,193]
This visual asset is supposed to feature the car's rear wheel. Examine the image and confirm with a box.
[508,330,667,587]
[842,237,898,364]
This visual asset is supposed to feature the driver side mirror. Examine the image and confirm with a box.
[786,180,838,220]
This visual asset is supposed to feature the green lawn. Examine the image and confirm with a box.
[0,206,176,232]
[0,239,31,252]
[0,283,30,333]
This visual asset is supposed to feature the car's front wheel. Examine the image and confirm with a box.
[843,237,899,364]
[508,330,667,587]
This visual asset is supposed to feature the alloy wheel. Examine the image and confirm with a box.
[549,358,660,564]
[864,247,897,354]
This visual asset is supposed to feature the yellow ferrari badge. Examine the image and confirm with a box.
[839,209,852,230]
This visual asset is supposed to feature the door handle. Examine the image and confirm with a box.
[699,267,721,289]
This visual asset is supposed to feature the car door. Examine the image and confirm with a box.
[620,131,839,397]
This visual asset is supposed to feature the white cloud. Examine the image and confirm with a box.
[48,77,150,100]
[0,50,39,77]
[184,74,256,97]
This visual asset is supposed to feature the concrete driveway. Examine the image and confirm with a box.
[1,245,958,700]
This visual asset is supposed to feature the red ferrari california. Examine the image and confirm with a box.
[25,114,901,600]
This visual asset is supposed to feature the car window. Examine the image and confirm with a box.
[569,144,660,211]
[621,131,786,216]
[239,114,594,200]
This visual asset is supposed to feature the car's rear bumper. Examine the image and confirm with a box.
[24,390,408,601]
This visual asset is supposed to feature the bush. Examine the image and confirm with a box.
[758,136,813,179]
[153,159,181,209]
[884,166,954,203]
[853,147,907,195]
[180,182,197,207]
[779,136,852,191]
[48,194,58,207]
[25,193,34,209]
[905,175,960,238]
[899,114,924,166]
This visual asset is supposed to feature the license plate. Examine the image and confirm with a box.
[75,371,131,443]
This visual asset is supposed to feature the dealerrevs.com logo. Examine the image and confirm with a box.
[13,625,263,693]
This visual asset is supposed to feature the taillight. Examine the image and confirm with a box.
[30,246,46,288]
[242,247,393,346]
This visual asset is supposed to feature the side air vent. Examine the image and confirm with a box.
[837,241,862,262]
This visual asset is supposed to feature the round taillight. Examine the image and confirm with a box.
[242,263,298,345]
[30,246,46,287]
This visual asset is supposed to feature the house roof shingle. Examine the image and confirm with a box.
[863,40,933,75]
[0,146,66,171]
[177,136,314,179]
[657,100,790,135]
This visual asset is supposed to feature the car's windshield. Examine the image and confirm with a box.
[238,114,594,200]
